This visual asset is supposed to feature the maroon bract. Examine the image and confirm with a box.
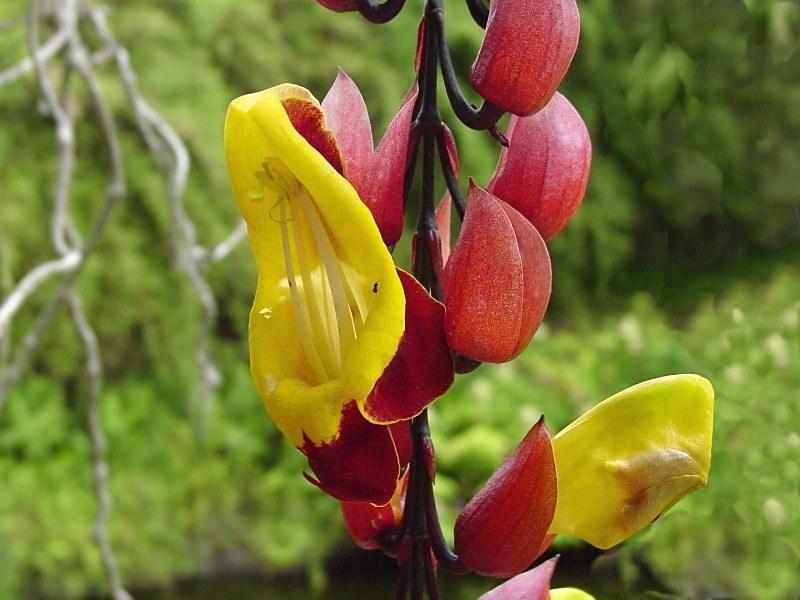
[470,0,580,117]
[441,183,551,363]
[454,418,557,578]
[488,92,591,241]
[341,471,408,550]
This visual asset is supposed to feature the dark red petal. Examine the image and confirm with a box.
[390,420,413,468]
[363,269,454,423]
[341,471,408,550]
[477,556,558,600]
[321,68,374,188]
[488,93,591,240]
[441,183,524,363]
[470,0,580,117]
[358,96,417,246]
[280,96,345,176]
[302,402,399,504]
[454,418,558,578]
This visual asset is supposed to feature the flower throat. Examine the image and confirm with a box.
[250,158,367,385]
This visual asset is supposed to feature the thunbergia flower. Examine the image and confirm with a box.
[224,84,451,505]
[470,0,580,117]
[454,375,714,578]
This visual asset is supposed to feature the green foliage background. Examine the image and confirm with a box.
[1,0,799,598]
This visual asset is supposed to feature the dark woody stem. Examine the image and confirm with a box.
[394,1,482,597]
[464,0,489,29]
[355,0,408,24]
[377,0,507,595]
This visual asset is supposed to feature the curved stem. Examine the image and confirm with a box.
[355,0,407,24]
[431,10,505,130]
[465,0,489,28]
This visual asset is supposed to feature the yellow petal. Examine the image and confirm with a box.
[550,589,596,600]
[224,86,405,447]
[549,374,714,549]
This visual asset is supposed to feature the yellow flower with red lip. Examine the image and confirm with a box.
[224,82,452,504]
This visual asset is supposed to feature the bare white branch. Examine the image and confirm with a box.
[0,16,70,87]
[2,1,247,595]
[0,250,81,340]
[210,220,247,263]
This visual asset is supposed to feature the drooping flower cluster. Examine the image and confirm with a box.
[224,0,715,598]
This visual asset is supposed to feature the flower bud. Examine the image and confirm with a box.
[441,183,551,363]
[470,0,580,117]
[488,92,591,241]
[454,418,557,578]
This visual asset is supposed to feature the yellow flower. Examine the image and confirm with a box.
[224,84,407,503]
[549,374,714,548]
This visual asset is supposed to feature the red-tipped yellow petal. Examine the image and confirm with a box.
[225,86,405,495]
[549,375,714,549]
[488,92,591,241]
[302,401,399,504]
[441,183,551,363]
[470,0,580,117]
[455,419,557,578]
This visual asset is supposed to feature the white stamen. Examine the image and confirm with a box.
[280,198,330,384]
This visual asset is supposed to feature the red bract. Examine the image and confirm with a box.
[441,183,551,363]
[488,92,591,241]
[341,470,409,550]
[322,70,415,246]
[454,418,557,578]
[477,556,558,600]
[321,68,374,187]
[470,0,580,117]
